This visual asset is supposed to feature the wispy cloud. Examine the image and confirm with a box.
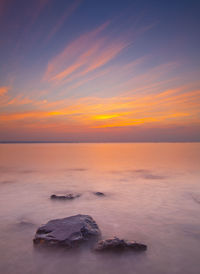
[44,21,110,81]
[43,20,133,88]
[45,0,82,42]
[1,84,199,131]
[51,37,106,81]
[30,0,50,26]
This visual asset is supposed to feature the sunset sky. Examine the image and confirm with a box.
[0,0,200,142]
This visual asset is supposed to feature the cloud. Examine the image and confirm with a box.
[45,0,82,42]
[6,96,33,106]
[51,38,106,81]
[30,0,50,26]
[0,86,9,96]
[43,21,130,85]
[44,21,110,80]
[1,84,199,132]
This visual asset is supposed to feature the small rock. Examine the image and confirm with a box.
[95,237,147,251]
[50,193,81,200]
[94,192,105,196]
[33,214,101,247]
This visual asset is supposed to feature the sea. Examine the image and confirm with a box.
[0,143,200,274]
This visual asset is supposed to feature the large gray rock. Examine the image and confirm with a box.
[95,237,147,251]
[33,214,101,247]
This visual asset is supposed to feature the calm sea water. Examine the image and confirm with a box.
[0,143,200,274]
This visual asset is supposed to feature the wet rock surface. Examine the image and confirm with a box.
[33,214,101,247]
[95,237,147,252]
[50,193,81,200]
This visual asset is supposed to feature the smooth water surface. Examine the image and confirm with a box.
[0,143,200,274]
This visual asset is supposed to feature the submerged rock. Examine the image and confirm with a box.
[18,220,36,227]
[95,237,147,251]
[94,192,105,196]
[50,193,81,200]
[33,214,101,247]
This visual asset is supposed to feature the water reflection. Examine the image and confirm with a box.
[0,143,200,274]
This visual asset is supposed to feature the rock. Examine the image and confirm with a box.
[33,214,101,247]
[50,193,81,200]
[94,192,105,196]
[95,237,147,251]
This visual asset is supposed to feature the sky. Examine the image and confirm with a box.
[0,0,200,142]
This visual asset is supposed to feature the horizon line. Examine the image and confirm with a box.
[0,141,199,144]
